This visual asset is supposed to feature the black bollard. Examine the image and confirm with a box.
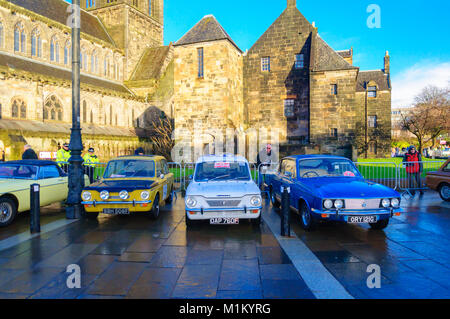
[30,184,40,234]
[281,186,290,237]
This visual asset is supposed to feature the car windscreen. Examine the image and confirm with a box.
[103,160,155,178]
[298,159,361,178]
[0,164,38,179]
[194,161,251,182]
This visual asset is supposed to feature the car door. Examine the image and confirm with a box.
[38,165,68,205]
[162,160,174,197]
[271,160,284,200]
[280,159,296,208]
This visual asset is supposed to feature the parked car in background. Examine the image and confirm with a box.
[185,154,262,227]
[426,159,450,201]
[81,156,174,219]
[264,155,402,231]
[0,160,90,227]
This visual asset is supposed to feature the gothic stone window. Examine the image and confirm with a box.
[330,84,338,95]
[295,54,304,69]
[284,99,295,118]
[368,115,378,128]
[86,0,96,8]
[50,36,60,63]
[197,48,204,78]
[44,95,63,121]
[91,51,98,74]
[64,41,71,65]
[11,98,27,119]
[31,28,42,58]
[261,57,270,72]
[14,22,26,53]
[0,20,4,48]
[368,85,377,98]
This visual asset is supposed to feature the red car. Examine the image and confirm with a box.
[426,159,450,201]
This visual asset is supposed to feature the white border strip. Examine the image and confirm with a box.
[263,209,354,299]
[0,219,78,251]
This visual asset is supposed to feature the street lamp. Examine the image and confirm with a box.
[66,0,84,219]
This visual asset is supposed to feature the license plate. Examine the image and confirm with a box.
[102,208,130,215]
[347,215,377,224]
[210,218,239,225]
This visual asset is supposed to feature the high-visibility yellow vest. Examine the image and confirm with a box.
[83,153,100,167]
[56,149,71,166]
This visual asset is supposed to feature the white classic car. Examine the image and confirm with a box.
[185,155,262,226]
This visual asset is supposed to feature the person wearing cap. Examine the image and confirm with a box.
[403,145,424,196]
[56,143,71,171]
[257,144,278,189]
[83,148,100,183]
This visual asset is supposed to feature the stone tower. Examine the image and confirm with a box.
[82,0,164,80]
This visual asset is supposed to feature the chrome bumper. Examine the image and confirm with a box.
[186,206,262,213]
[82,200,152,207]
[311,207,402,216]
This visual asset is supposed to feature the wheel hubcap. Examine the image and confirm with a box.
[0,203,12,223]
[442,186,450,199]
[302,206,310,226]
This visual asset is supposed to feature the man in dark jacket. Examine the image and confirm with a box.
[22,145,38,160]
[257,144,278,189]
[403,145,424,196]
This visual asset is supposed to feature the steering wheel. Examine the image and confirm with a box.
[302,171,320,178]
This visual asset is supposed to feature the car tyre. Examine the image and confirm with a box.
[150,194,160,219]
[166,187,174,204]
[369,218,390,230]
[270,187,280,209]
[185,214,193,227]
[0,197,17,227]
[299,201,316,231]
[438,183,450,202]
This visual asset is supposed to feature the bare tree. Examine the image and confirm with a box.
[151,117,175,161]
[400,85,450,153]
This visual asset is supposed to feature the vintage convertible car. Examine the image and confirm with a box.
[265,155,402,231]
[81,155,174,219]
[426,159,450,201]
[185,154,262,227]
[0,160,90,227]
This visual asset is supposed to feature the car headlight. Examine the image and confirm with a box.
[186,196,197,208]
[334,200,344,209]
[391,198,400,208]
[100,190,109,200]
[119,190,129,200]
[323,199,334,209]
[381,198,390,208]
[250,196,262,206]
[82,191,91,201]
[141,191,150,200]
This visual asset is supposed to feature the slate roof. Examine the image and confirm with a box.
[312,35,358,72]
[4,0,114,45]
[0,52,133,96]
[129,46,171,81]
[174,15,242,52]
[336,49,352,58]
[356,70,391,92]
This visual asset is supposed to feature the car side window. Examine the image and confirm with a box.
[284,160,296,178]
[162,160,169,174]
[444,163,450,172]
[156,161,162,176]
[280,160,287,175]
[39,166,61,179]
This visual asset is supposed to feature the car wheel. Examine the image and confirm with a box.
[369,218,390,230]
[270,187,280,208]
[0,198,17,227]
[166,187,174,204]
[185,213,193,227]
[299,201,315,231]
[150,194,160,219]
[438,183,450,202]
[85,212,99,220]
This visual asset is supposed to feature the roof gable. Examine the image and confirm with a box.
[312,35,358,72]
[174,15,241,52]
[129,46,171,81]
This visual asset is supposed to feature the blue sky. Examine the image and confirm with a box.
[69,0,450,107]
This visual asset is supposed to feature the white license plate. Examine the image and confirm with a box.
[103,208,130,215]
[347,215,377,224]
[210,218,239,225]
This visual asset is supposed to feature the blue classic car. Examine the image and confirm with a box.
[264,155,402,231]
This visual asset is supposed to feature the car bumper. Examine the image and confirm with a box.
[82,200,153,213]
[311,207,402,222]
[186,207,262,221]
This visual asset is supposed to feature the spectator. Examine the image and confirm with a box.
[22,144,38,160]
[83,147,100,183]
[257,144,278,189]
[56,143,71,172]
[403,145,424,196]
[134,147,145,156]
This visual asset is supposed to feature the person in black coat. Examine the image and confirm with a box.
[22,145,38,160]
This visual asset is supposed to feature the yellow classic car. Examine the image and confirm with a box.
[0,160,90,227]
[81,155,174,219]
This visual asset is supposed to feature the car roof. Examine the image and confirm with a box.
[111,155,165,161]
[3,160,58,166]
[196,154,248,163]
[284,154,352,161]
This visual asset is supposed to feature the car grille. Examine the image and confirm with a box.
[206,200,241,207]
[345,199,380,210]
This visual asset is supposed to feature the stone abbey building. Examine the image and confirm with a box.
[0,0,391,161]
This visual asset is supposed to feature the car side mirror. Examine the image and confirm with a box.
[160,174,165,179]
[189,175,193,181]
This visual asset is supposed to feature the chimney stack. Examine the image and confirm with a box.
[287,0,297,9]
[384,50,390,74]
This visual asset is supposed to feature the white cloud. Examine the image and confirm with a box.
[391,61,450,108]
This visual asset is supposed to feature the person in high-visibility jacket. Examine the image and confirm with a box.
[56,143,71,172]
[83,147,100,183]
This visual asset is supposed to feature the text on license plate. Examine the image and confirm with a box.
[210,218,239,225]
[103,208,130,215]
[347,215,378,224]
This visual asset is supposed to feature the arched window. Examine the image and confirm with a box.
[80,47,88,70]
[91,50,98,74]
[64,41,71,65]
[11,97,26,119]
[90,109,93,123]
[50,36,60,62]
[14,22,26,53]
[31,28,42,57]
[109,105,113,125]
[149,0,152,15]
[44,95,63,121]
[82,101,87,123]
[104,56,110,77]
[0,20,4,48]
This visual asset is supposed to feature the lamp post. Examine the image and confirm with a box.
[66,0,84,219]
